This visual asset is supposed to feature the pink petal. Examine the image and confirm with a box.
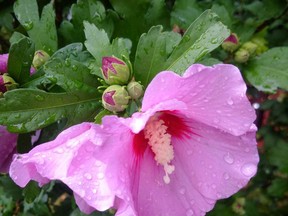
[142,64,256,136]
[114,99,187,134]
[0,126,18,173]
[9,121,137,214]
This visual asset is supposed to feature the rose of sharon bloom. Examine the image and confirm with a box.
[0,126,18,173]
[10,64,259,216]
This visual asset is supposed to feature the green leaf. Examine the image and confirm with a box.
[59,0,114,44]
[8,37,35,84]
[134,26,181,86]
[94,109,112,124]
[244,0,287,24]
[14,0,57,54]
[165,10,230,74]
[23,181,41,203]
[269,139,288,173]
[267,178,288,197]
[0,89,101,133]
[245,47,288,92]
[110,0,170,52]
[171,0,203,29]
[211,4,232,28]
[44,58,100,94]
[84,22,131,77]
[9,32,26,44]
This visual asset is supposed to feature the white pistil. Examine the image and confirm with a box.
[144,117,175,184]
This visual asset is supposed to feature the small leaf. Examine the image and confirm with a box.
[94,109,112,124]
[171,0,203,29]
[269,139,288,173]
[23,181,41,203]
[0,89,101,133]
[8,36,35,84]
[267,178,288,197]
[245,47,288,92]
[110,0,170,52]
[14,0,57,54]
[134,26,181,86]
[165,10,230,74]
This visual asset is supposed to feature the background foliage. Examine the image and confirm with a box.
[0,0,288,215]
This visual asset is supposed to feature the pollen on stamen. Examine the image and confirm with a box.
[144,117,175,184]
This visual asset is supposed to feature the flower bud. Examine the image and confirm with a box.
[232,197,246,215]
[221,33,239,52]
[127,81,144,100]
[234,48,250,63]
[101,56,130,85]
[241,41,257,56]
[0,53,8,74]
[0,74,17,94]
[32,50,50,69]
[251,37,268,55]
[102,85,130,112]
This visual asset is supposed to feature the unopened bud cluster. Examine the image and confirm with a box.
[101,56,143,113]
[222,33,268,63]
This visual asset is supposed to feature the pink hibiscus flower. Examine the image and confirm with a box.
[9,64,259,216]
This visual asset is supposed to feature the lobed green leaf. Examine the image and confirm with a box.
[0,89,101,133]
[134,26,181,86]
[245,47,288,92]
[14,0,57,54]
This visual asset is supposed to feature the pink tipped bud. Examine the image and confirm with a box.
[0,54,9,74]
[222,33,239,52]
[102,85,130,112]
[101,56,130,85]
[0,74,17,94]
[32,50,50,69]
[127,81,144,100]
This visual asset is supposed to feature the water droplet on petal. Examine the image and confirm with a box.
[244,147,250,152]
[216,192,222,198]
[223,153,234,164]
[95,160,102,167]
[223,172,230,180]
[241,163,257,177]
[186,209,194,216]
[84,173,92,180]
[53,148,64,154]
[179,187,186,195]
[227,98,234,105]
